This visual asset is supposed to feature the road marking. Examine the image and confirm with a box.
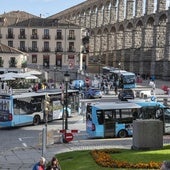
[22,143,27,147]
[18,138,22,141]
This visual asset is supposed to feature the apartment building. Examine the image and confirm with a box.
[0,43,27,74]
[0,11,83,75]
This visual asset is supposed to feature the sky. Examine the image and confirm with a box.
[0,0,86,17]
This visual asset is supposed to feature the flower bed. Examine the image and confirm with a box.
[91,149,162,169]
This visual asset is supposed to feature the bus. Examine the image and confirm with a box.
[110,70,136,89]
[0,89,79,128]
[86,102,141,138]
[128,99,170,133]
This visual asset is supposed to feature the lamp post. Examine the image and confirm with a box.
[64,71,70,130]
[53,65,56,84]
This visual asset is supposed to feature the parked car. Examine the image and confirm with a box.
[83,88,103,99]
[118,89,135,101]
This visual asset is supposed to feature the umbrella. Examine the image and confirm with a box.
[26,70,42,75]
[1,76,16,81]
[25,75,39,80]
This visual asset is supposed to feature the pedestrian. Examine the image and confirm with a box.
[46,157,61,170]
[32,156,46,170]
[160,160,170,170]
[114,79,118,95]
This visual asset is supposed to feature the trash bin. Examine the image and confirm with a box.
[132,119,163,150]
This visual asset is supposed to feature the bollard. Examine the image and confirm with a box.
[42,127,46,157]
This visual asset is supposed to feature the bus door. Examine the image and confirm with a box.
[104,110,116,137]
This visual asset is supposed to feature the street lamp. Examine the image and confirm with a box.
[64,71,70,130]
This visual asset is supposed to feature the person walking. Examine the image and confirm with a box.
[46,157,61,170]
[32,157,46,170]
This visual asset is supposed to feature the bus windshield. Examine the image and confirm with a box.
[0,99,10,111]
[122,75,135,84]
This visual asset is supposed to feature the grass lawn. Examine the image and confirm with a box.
[54,145,170,170]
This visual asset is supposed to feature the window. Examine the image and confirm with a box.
[43,55,49,67]
[0,57,3,67]
[56,30,62,39]
[20,29,25,38]
[56,42,62,51]
[32,29,37,35]
[44,41,49,49]
[32,55,37,63]
[96,110,104,125]
[9,57,17,67]
[20,41,25,51]
[7,28,14,39]
[8,41,13,47]
[68,30,75,39]
[31,29,38,39]
[44,29,49,36]
[68,42,74,51]
[30,41,38,52]
[43,29,50,39]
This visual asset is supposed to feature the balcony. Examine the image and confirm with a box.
[42,35,50,39]
[6,34,15,39]
[28,47,39,52]
[55,47,63,52]
[42,47,51,52]
[55,35,63,40]
[68,47,76,52]
[30,34,39,39]
[18,34,26,39]
[67,35,76,40]
[18,47,27,52]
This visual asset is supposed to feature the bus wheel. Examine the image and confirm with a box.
[118,130,128,138]
[33,115,40,126]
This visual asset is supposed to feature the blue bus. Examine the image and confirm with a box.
[86,102,141,138]
[110,70,136,89]
[128,99,170,133]
[0,89,79,128]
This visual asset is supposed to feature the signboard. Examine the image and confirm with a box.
[65,133,73,142]
[52,100,63,119]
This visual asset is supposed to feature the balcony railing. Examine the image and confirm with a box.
[42,47,51,52]
[67,47,76,52]
[18,34,26,39]
[55,35,63,40]
[67,35,76,40]
[28,47,39,52]
[30,34,39,39]
[18,47,27,52]
[6,34,15,39]
[42,35,50,39]
[55,47,63,52]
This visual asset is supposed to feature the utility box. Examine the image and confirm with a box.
[132,119,163,150]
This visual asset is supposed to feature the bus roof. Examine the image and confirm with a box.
[110,70,127,73]
[91,102,141,110]
[128,99,166,108]
[0,89,79,99]
[120,72,135,76]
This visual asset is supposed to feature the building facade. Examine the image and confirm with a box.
[0,43,27,74]
[49,0,170,80]
[0,11,84,77]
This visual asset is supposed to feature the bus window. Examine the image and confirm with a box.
[105,110,114,120]
[96,110,104,125]
[116,109,134,123]
[14,97,43,115]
